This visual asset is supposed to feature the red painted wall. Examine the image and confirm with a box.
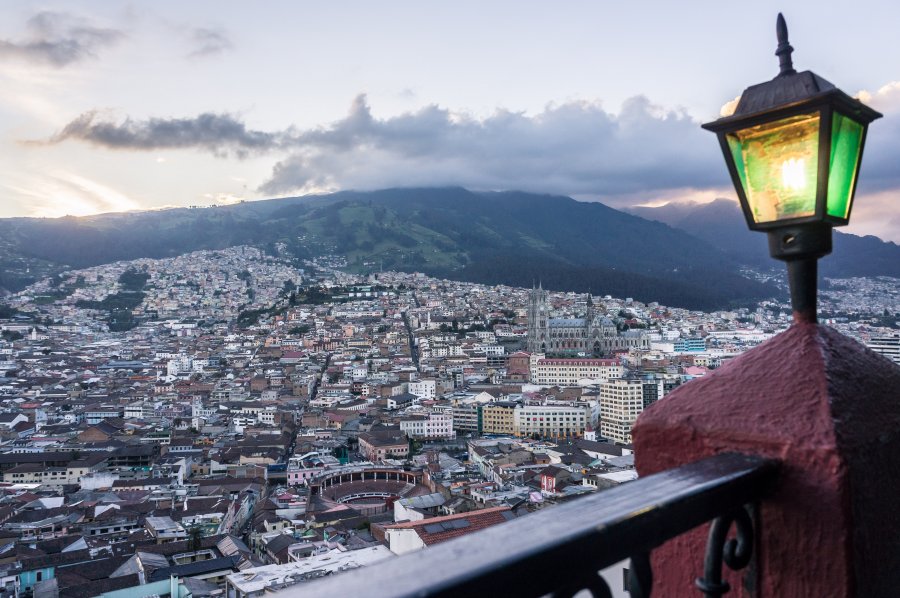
[633,323,900,596]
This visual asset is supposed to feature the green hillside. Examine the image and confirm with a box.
[0,187,781,310]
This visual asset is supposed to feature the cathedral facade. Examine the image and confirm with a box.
[525,285,649,357]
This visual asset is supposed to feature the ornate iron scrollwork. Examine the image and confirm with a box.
[695,504,756,597]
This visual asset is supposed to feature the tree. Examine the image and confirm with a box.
[0,304,20,319]
[408,437,423,457]
[118,269,150,291]
[188,525,203,551]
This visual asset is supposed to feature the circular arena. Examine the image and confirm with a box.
[308,467,429,514]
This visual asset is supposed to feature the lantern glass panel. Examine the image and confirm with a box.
[726,112,820,224]
[827,112,864,220]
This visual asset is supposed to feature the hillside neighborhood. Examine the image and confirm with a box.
[0,249,895,596]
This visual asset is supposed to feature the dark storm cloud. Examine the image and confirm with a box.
[187,27,233,58]
[0,11,123,67]
[38,111,284,159]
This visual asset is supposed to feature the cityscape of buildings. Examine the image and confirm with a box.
[0,247,896,597]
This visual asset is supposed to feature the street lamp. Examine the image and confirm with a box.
[702,13,881,323]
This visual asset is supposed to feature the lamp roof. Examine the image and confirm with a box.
[703,14,881,131]
[733,70,836,116]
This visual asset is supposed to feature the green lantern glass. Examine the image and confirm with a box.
[726,113,820,224]
[826,113,864,219]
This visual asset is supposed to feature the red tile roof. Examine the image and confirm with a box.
[384,506,514,546]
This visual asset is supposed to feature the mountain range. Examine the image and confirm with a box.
[628,198,900,279]
[0,188,896,311]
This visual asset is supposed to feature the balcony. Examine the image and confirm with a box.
[288,322,900,597]
[289,453,774,597]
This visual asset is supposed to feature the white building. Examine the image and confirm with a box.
[399,412,455,440]
[867,333,900,365]
[474,343,505,356]
[407,379,437,400]
[167,354,193,377]
[599,378,644,444]
[530,356,624,386]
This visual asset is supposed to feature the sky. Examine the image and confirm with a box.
[1,1,899,242]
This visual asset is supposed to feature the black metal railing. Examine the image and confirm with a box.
[292,453,779,598]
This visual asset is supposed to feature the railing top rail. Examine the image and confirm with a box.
[293,452,778,598]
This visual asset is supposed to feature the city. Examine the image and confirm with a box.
[1,2,900,597]
[0,244,896,596]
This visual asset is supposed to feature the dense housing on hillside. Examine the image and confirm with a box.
[0,248,893,596]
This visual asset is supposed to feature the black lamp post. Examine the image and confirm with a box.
[702,14,881,323]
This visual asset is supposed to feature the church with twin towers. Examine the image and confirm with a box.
[526,284,650,357]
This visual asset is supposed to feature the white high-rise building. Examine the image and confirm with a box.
[867,333,900,365]
[599,378,645,444]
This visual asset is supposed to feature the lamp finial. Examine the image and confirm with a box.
[776,13,796,77]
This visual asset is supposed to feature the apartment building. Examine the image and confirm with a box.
[599,378,644,444]
[513,404,587,438]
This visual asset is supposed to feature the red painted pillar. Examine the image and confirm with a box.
[633,323,900,596]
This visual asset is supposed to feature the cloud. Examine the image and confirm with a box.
[37,94,724,201]
[855,81,900,112]
[0,11,123,67]
[255,94,726,200]
[845,189,900,244]
[35,110,283,158]
[719,95,740,117]
[187,27,233,58]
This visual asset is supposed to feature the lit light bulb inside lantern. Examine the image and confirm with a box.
[781,157,806,191]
